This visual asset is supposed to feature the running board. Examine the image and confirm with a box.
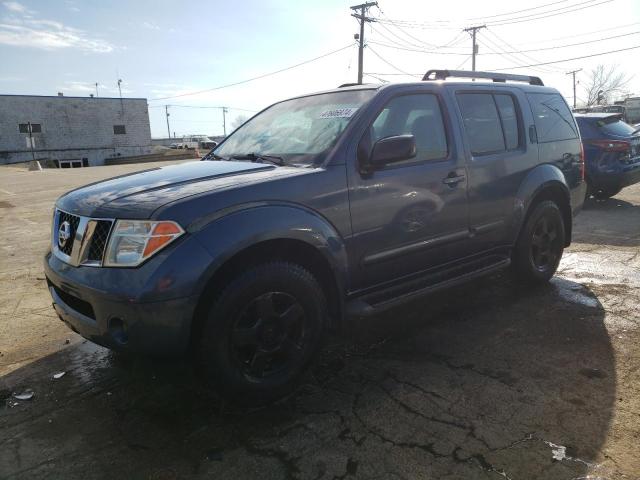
[346,258,511,318]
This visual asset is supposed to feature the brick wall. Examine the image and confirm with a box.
[0,95,152,166]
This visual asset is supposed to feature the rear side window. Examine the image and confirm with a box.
[457,93,517,155]
[527,93,578,142]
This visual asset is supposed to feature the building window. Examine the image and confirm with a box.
[18,123,41,134]
[113,125,126,135]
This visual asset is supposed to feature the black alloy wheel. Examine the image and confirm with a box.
[513,200,565,284]
[231,291,306,380]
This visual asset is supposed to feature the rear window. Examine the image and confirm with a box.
[527,93,578,143]
[595,117,637,137]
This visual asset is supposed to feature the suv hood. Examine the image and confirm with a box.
[56,160,300,218]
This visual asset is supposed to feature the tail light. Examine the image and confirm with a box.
[587,139,631,152]
[579,142,585,180]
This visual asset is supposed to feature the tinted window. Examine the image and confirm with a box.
[457,93,504,154]
[494,94,520,149]
[371,94,448,162]
[113,125,126,134]
[528,93,578,142]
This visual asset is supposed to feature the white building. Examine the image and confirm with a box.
[0,94,152,167]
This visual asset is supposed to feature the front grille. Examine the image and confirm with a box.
[58,211,80,256]
[53,210,114,267]
[87,220,113,262]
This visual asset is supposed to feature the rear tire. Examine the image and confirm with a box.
[513,200,565,284]
[198,261,327,405]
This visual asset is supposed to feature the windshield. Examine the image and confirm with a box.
[213,89,375,165]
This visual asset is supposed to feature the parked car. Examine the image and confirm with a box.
[574,113,640,199]
[44,70,585,404]
[170,136,213,149]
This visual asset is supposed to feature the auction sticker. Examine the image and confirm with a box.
[318,107,358,119]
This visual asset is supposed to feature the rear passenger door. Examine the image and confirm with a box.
[455,89,536,253]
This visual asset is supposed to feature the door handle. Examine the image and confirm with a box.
[443,174,466,186]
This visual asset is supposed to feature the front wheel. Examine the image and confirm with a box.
[513,200,565,284]
[593,186,621,200]
[198,262,327,405]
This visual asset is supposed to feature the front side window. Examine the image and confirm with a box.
[370,93,448,163]
[527,93,578,142]
[215,89,376,165]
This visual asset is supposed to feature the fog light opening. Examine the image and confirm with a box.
[108,317,128,345]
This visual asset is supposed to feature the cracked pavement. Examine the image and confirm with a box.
[1,164,639,479]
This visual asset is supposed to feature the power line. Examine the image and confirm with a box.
[367,46,419,78]
[492,44,640,70]
[148,44,354,101]
[149,104,257,112]
[371,0,612,29]
[483,0,613,26]
[465,0,572,21]
[489,30,640,53]
[510,21,640,46]
[483,29,562,73]
[367,40,468,55]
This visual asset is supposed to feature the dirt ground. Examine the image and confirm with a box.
[1,163,639,480]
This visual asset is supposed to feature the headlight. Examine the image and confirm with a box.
[104,220,184,267]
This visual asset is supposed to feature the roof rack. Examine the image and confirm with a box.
[423,69,544,86]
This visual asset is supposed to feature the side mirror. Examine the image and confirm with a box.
[370,135,416,167]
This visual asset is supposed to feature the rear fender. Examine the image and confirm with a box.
[510,164,571,244]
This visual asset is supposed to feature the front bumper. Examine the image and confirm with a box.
[43,235,213,356]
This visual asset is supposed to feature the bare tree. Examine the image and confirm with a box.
[231,115,249,129]
[582,65,632,106]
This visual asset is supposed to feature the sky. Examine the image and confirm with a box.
[1,0,639,138]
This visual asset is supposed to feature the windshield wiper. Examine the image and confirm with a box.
[231,153,285,166]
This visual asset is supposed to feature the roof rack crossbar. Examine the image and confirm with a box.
[422,69,544,86]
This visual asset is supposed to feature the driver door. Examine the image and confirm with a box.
[347,91,470,291]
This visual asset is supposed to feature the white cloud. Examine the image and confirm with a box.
[0,5,114,52]
[142,21,160,30]
[3,1,28,13]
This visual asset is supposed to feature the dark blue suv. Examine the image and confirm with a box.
[45,70,586,404]
[575,113,640,199]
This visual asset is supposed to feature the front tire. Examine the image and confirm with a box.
[198,262,327,405]
[513,200,565,284]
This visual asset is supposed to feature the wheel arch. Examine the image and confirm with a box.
[188,205,348,350]
[512,164,572,247]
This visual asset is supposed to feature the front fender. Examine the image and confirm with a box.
[510,163,570,241]
[190,202,349,297]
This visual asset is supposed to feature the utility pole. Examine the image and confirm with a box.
[464,25,486,72]
[95,82,99,97]
[350,2,377,84]
[222,107,228,136]
[566,69,582,109]
[165,105,171,138]
[27,122,36,163]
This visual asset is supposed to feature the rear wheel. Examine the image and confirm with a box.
[513,200,565,284]
[198,261,326,405]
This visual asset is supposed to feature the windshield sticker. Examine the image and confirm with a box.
[318,107,358,119]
